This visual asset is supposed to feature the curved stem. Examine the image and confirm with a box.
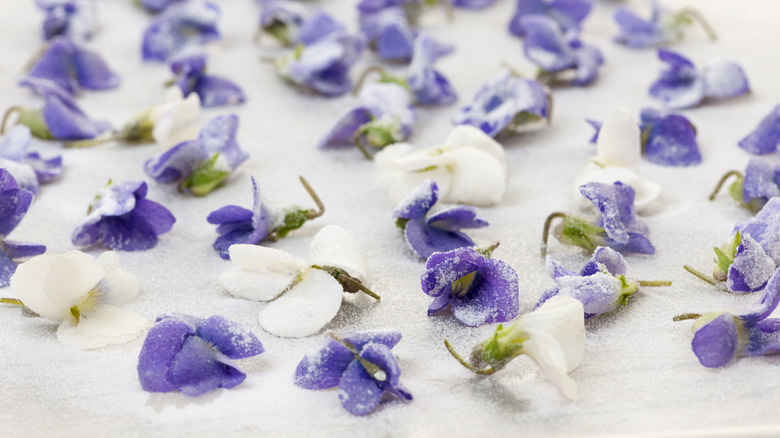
[545,92,554,124]
[484,241,500,254]
[541,211,567,257]
[683,265,731,292]
[638,280,672,287]
[1,106,22,135]
[673,313,702,322]
[441,0,454,22]
[353,129,374,160]
[63,134,123,148]
[0,298,23,306]
[352,65,386,97]
[678,7,717,42]
[444,339,498,375]
[299,176,325,219]
[708,170,742,201]
[313,265,380,300]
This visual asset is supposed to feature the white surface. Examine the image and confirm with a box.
[1,0,780,436]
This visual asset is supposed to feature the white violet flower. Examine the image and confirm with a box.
[151,87,201,150]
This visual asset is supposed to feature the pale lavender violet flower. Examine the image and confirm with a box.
[508,0,593,37]
[614,0,717,49]
[145,114,248,196]
[738,105,780,155]
[25,36,120,95]
[0,169,46,287]
[139,0,188,14]
[138,313,264,396]
[407,33,457,106]
[142,1,221,62]
[649,48,749,109]
[319,82,415,153]
[295,330,412,416]
[453,68,550,137]
[207,177,272,259]
[169,52,245,107]
[421,245,519,326]
[275,32,364,97]
[394,179,487,259]
[689,266,780,368]
[71,180,176,251]
[296,9,346,46]
[17,77,111,141]
[36,0,96,41]
[359,7,453,64]
[736,198,780,265]
[726,233,776,293]
[357,0,419,15]
[258,0,306,46]
[740,159,780,211]
[520,15,603,86]
[0,125,62,195]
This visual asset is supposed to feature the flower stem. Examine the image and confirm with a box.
[683,265,732,293]
[678,7,718,42]
[673,313,702,322]
[352,65,386,97]
[444,339,498,375]
[353,129,374,160]
[313,265,381,300]
[63,134,123,148]
[1,106,22,135]
[638,280,672,287]
[708,170,743,201]
[541,211,567,256]
[299,176,325,219]
[0,298,23,306]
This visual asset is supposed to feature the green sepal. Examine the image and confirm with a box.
[713,231,741,274]
[507,110,542,132]
[179,153,230,197]
[379,74,411,93]
[618,275,639,306]
[275,209,308,239]
[640,126,651,151]
[70,305,80,321]
[264,21,293,46]
[359,119,399,148]
[728,176,745,205]
[474,323,525,370]
[395,218,409,230]
[18,109,52,140]
[122,108,155,143]
[557,215,604,251]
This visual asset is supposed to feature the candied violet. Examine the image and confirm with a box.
[142,1,221,62]
[407,33,457,105]
[737,198,780,265]
[25,36,119,95]
[296,9,346,46]
[138,313,264,396]
[295,330,412,415]
[613,0,716,49]
[520,15,603,86]
[738,105,780,156]
[169,52,245,108]
[421,245,519,326]
[394,179,487,258]
[71,180,176,251]
[0,170,46,287]
[258,0,306,45]
[139,0,188,14]
[508,0,592,37]
[145,114,248,195]
[453,68,550,137]
[37,0,96,41]
[709,158,780,213]
[689,266,780,368]
[649,48,749,109]
[580,182,655,254]
[0,125,62,194]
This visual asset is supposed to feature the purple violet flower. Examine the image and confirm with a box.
[614,0,717,49]
[689,266,780,368]
[138,313,264,396]
[295,330,412,416]
[579,182,655,255]
[145,114,248,196]
[17,77,111,141]
[508,0,593,37]
[296,9,346,46]
[709,158,780,215]
[736,198,780,265]
[71,180,176,251]
[738,105,780,156]
[452,0,494,10]
[359,7,453,64]
[453,68,550,137]
[259,0,306,46]
[394,179,488,258]
[0,125,62,195]
[537,247,669,318]
[139,0,188,14]
[357,0,420,15]
[0,170,46,287]
[520,15,604,86]
[319,82,415,154]
[25,36,120,95]
[649,48,749,109]
[142,1,221,63]
[726,233,776,293]
[36,0,96,41]
[169,52,245,108]
[421,245,519,326]
[275,32,364,97]
[407,33,457,106]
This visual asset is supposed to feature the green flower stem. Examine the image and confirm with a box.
[476,242,500,258]
[1,106,22,135]
[0,298,23,306]
[708,170,743,201]
[352,65,387,97]
[638,280,672,287]
[683,265,731,292]
[443,339,498,375]
[353,129,374,160]
[299,176,325,219]
[64,133,124,148]
[541,211,567,256]
[673,313,702,322]
[312,265,381,300]
[678,7,718,41]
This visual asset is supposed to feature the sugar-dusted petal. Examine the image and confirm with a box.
[42,89,111,140]
[25,152,62,184]
[131,197,176,236]
[56,304,150,349]
[295,337,355,390]
[745,319,780,357]
[546,257,577,279]
[580,181,638,245]
[521,329,579,399]
[404,219,474,259]
[533,286,561,310]
[0,184,33,237]
[407,33,457,106]
[194,75,245,108]
[198,114,248,170]
[141,1,221,63]
[446,147,506,206]
[258,268,344,338]
[296,9,345,45]
[337,359,383,416]
[169,336,246,396]
[702,59,750,100]
[649,49,705,109]
[738,198,780,264]
[691,313,737,368]
[426,206,488,230]
[308,225,368,281]
[151,88,202,150]
[0,125,32,161]
[580,246,627,276]
[728,234,776,293]
[198,315,264,359]
[3,241,46,260]
[735,266,780,326]
[520,15,576,73]
[144,141,205,183]
[207,205,253,224]
[742,158,780,206]
[71,43,121,91]
[393,179,438,221]
[10,254,63,320]
[642,111,701,167]
[318,107,372,148]
[343,329,402,351]
[594,108,640,169]
[0,249,18,288]
[138,317,194,393]
[26,37,79,94]
[43,250,104,313]
[359,342,411,401]
[613,3,665,48]
[451,258,519,326]
[228,244,303,273]
[221,245,300,301]
[421,247,483,300]
[555,272,622,317]
[738,105,780,156]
